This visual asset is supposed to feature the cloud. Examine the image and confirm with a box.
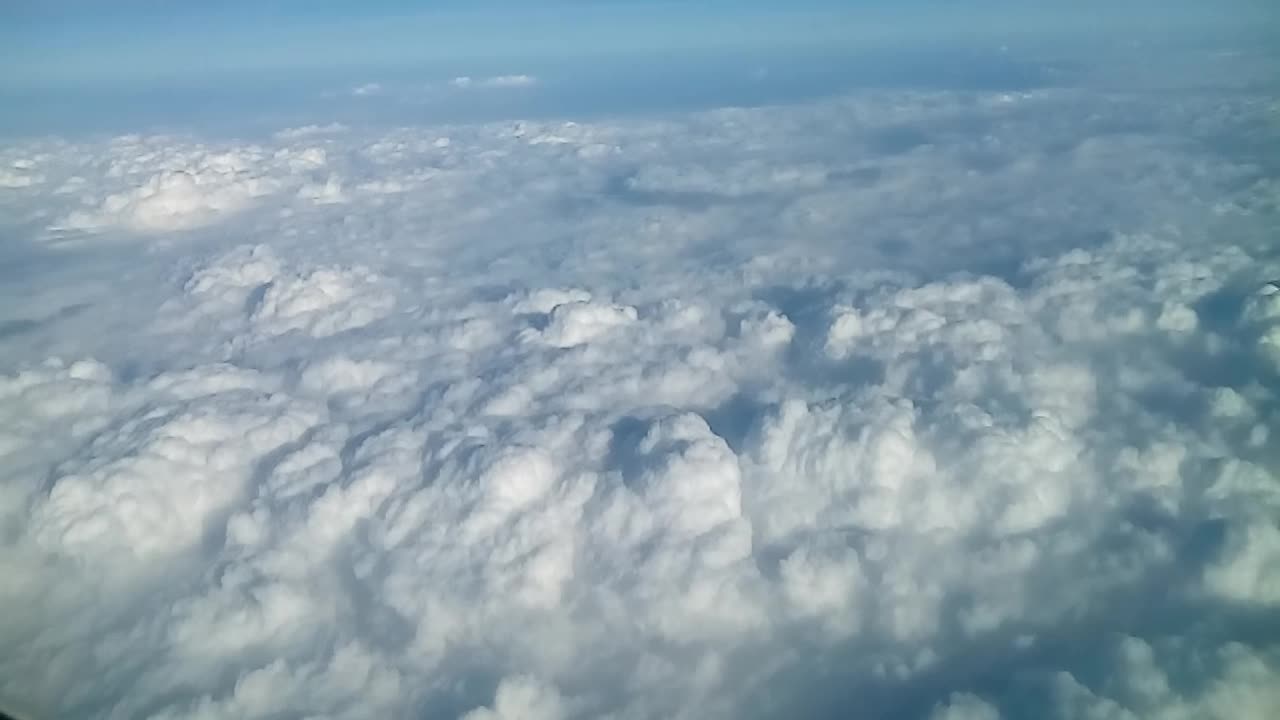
[39,140,350,235]
[530,299,638,348]
[274,123,349,141]
[930,694,1001,720]
[32,375,322,559]
[462,676,566,720]
[60,167,272,232]
[1031,635,1280,720]
[626,160,828,198]
[1,64,1279,720]
[168,244,397,342]
[451,74,538,89]
[0,160,43,188]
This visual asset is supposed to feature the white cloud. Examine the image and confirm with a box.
[1041,636,1280,720]
[273,123,349,140]
[1204,518,1280,605]
[1,69,1279,720]
[297,174,347,204]
[0,165,43,188]
[531,299,639,348]
[33,383,322,559]
[60,167,274,232]
[250,265,395,337]
[40,141,353,235]
[462,676,566,720]
[164,244,397,345]
[627,160,828,198]
[452,74,538,89]
[931,694,1001,720]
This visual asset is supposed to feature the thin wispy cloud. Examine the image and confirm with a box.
[451,74,538,89]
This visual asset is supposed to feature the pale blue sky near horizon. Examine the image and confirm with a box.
[3,1,1275,89]
[0,0,1275,137]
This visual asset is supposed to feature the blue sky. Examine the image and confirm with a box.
[3,0,1274,91]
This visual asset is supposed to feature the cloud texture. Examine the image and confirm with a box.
[1,71,1278,720]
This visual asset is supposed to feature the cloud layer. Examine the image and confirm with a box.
[1,72,1279,720]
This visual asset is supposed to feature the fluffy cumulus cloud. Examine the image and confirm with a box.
[2,53,1280,720]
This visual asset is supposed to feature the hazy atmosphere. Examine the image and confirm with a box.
[2,2,1279,719]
